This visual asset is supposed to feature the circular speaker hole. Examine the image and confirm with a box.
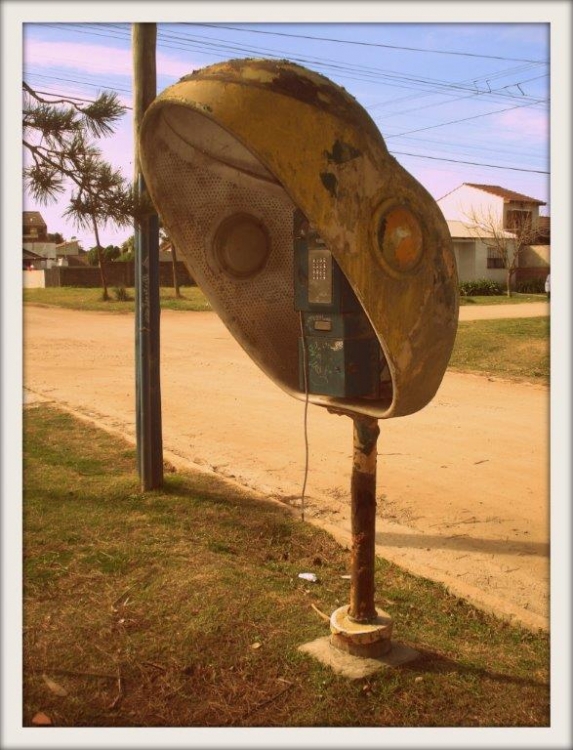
[213,213,271,279]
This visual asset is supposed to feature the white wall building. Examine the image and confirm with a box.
[438,183,549,287]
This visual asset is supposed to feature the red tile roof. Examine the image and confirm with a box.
[464,183,545,205]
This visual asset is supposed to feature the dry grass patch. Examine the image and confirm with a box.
[23,406,549,727]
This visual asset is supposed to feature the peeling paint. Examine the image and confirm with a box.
[325,140,362,165]
[320,171,338,197]
[354,416,380,457]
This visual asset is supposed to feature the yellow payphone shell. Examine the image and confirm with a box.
[139,58,459,419]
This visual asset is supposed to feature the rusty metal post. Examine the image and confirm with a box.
[330,414,393,658]
[349,414,379,622]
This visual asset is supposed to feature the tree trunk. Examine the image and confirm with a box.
[506,267,512,297]
[170,242,181,298]
[92,215,109,300]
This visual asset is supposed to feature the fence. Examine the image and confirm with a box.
[42,261,194,288]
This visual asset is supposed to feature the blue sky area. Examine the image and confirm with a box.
[21,20,551,249]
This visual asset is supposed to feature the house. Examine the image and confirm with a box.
[23,247,45,271]
[437,183,550,288]
[54,239,90,267]
[23,211,57,268]
[23,211,48,243]
[56,239,80,257]
[443,219,516,285]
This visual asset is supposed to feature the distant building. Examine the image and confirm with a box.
[438,183,546,232]
[56,239,81,257]
[23,211,56,267]
[23,247,44,270]
[437,183,550,287]
[23,211,48,243]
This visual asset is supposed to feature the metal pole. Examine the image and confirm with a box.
[349,414,380,622]
[133,23,163,490]
[330,413,392,658]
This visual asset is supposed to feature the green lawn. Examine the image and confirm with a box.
[24,287,546,312]
[449,317,549,383]
[23,404,549,728]
[23,286,211,312]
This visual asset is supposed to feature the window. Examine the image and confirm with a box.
[486,246,505,269]
[506,209,532,232]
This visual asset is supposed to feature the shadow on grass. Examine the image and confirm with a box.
[402,645,548,690]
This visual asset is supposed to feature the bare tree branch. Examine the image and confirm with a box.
[463,206,541,297]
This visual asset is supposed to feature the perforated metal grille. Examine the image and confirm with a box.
[146,113,300,391]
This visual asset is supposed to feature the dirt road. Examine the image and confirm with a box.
[23,304,549,631]
[459,300,549,321]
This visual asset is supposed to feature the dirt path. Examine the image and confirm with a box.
[459,300,549,320]
[23,305,549,632]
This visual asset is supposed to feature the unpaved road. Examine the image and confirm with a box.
[24,302,549,631]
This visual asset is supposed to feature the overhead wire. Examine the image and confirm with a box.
[392,151,549,174]
[23,78,547,176]
[385,97,547,139]
[26,24,549,181]
[42,22,548,108]
[187,22,546,64]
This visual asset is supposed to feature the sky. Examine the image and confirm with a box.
[19,17,553,250]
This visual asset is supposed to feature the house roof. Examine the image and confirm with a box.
[23,248,44,260]
[463,184,546,205]
[23,211,47,228]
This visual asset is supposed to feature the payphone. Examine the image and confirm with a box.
[293,209,391,400]
[138,57,458,420]
[138,56,459,662]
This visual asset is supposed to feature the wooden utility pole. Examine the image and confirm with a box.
[133,23,163,490]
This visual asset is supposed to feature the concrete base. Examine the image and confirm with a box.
[298,635,420,680]
[330,604,393,658]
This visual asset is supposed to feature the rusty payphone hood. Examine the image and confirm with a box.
[139,58,459,419]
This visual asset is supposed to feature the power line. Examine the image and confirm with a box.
[386,98,546,138]
[371,73,548,122]
[23,82,547,177]
[187,23,546,63]
[160,26,548,104]
[42,22,548,109]
[394,131,547,162]
[24,71,131,95]
[391,150,549,174]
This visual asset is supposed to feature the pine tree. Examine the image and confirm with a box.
[23,83,136,300]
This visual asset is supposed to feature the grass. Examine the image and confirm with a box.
[458,293,547,306]
[24,287,547,313]
[449,317,549,383]
[23,286,212,312]
[23,404,549,728]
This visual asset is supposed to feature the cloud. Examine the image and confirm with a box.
[24,39,192,81]
[493,107,549,141]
